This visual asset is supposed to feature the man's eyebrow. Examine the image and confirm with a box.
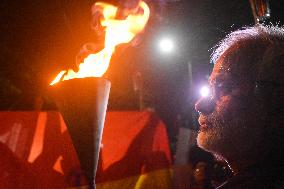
[209,74,226,84]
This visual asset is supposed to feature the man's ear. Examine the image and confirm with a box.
[255,48,284,119]
[254,80,282,116]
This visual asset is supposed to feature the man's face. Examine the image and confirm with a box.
[195,52,263,160]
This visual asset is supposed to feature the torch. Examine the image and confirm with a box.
[49,1,150,188]
[249,0,270,24]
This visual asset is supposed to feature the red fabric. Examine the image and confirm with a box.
[0,111,172,188]
[0,112,83,188]
[97,111,172,183]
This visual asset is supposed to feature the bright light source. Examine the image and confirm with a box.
[200,86,210,97]
[159,38,174,53]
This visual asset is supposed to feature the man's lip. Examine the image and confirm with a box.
[198,117,206,127]
[198,117,211,131]
[199,123,209,131]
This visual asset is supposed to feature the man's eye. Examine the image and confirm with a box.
[215,83,233,96]
[219,83,232,90]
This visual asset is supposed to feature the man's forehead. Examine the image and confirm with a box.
[209,56,232,83]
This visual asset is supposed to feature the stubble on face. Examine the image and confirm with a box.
[197,56,264,161]
[197,95,239,157]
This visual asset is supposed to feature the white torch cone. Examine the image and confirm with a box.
[49,77,110,189]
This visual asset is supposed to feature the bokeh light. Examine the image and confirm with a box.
[200,86,210,97]
[158,37,174,53]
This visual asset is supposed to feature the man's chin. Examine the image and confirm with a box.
[197,129,220,154]
[197,130,210,150]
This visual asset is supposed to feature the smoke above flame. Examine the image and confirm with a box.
[50,1,150,85]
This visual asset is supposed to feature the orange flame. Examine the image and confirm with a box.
[50,1,150,85]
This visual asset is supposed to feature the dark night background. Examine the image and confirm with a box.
[0,0,283,145]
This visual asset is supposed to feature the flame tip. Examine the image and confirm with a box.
[51,1,150,85]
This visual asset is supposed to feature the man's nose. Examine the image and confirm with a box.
[195,97,215,115]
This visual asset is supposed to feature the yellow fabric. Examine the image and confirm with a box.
[67,186,89,189]
[97,168,173,189]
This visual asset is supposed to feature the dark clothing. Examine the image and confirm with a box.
[217,158,284,189]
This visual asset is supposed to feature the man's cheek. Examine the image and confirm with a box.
[216,95,246,114]
[215,96,232,114]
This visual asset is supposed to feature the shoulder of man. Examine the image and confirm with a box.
[217,179,284,189]
[216,164,284,189]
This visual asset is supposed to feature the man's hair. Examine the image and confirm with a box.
[211,25,284,65]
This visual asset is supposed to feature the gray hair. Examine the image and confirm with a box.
[211,25,284,65]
